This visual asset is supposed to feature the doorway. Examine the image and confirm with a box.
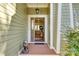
[31,17,45,42]
[28,15,48,43]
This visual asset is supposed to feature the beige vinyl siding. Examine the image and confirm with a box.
[0,3,28,56]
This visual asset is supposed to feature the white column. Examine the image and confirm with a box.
[57,3,62,53]
[28,15,31,43]
[50,3,53,49]
[69,3,74,28]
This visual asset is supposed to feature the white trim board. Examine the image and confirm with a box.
[27,3,48,8]
[56,3,62,54]
[69,3,74,28]
[28,15,48,43]
[50,3,54,49]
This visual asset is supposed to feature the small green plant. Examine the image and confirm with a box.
[63,27,79,56]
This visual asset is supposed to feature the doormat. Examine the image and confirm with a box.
[34,43,44,45]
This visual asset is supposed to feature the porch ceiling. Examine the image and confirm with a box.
[27,3,49,8]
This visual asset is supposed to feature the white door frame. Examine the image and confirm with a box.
[28,15,48,43]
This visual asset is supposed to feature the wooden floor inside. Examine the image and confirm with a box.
[20,43,57,55]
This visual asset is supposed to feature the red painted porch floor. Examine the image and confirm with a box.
[20,43,57,55]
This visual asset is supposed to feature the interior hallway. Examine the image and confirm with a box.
[20,43,57,55]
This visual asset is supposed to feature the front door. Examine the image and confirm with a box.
[28,15,48,43]
[31,17,45,43]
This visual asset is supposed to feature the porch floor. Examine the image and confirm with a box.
[20,43,57,55]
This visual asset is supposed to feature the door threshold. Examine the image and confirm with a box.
[28,42,47,43]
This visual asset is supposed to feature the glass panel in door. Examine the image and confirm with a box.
[31,17,45,42]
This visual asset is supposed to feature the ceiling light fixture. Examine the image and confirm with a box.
[35,8,39,14]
